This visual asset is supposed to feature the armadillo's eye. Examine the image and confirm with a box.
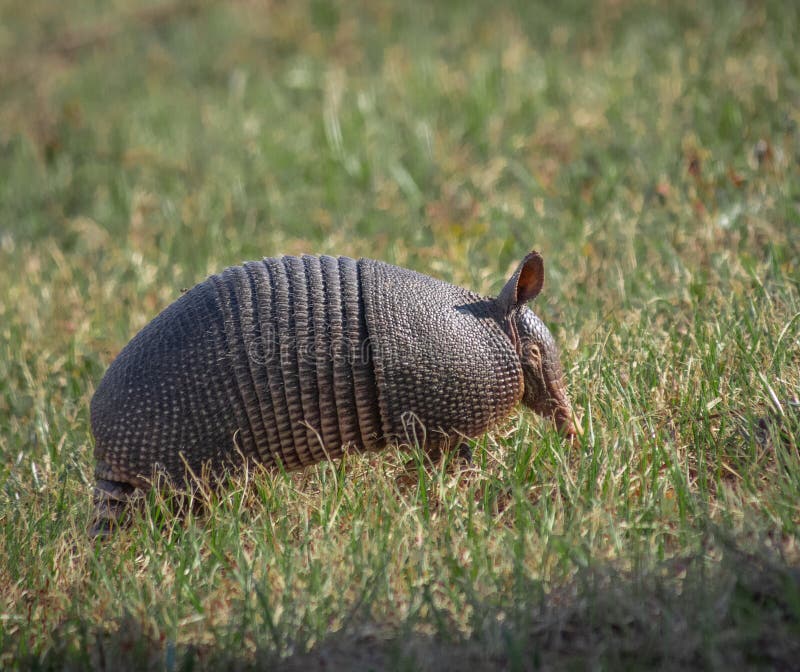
[523,341,542,369]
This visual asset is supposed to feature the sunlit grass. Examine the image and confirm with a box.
[1,0,798,668]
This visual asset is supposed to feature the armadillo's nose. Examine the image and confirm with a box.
[555,405,582,444]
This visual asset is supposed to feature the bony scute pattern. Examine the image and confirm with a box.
[90,251,577,531]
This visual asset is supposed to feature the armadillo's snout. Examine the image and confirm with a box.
[553,398,580,440]
[524,367,580,441]
[528,376,578,440]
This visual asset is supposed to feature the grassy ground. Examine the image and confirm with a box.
[1,0,799,668]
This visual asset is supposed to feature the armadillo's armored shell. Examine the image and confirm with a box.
[359,259,523,442]
[91,255,524,488]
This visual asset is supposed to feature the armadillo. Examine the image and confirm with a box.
[90,251,577,530]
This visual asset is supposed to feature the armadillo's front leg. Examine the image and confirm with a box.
[429,441,474,466]
[89,479,140,539]
[399,440,473,477]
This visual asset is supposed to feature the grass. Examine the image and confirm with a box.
[1,0,799,668]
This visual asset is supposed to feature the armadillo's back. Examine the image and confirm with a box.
[92,255,385,489]
[91,254,525,491]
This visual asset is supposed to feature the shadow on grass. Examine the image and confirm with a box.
[16,532,800,671]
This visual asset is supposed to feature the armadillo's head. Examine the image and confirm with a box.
[495,251,578,439]
[515,307,577,437]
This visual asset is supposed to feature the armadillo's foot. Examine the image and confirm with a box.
[431,442,474,469]
[89,479,140,540]
[399,442,473,476]
[455,442,473,465]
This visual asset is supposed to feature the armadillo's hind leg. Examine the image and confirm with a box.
[455,442,473,465]
[89,479,140,540]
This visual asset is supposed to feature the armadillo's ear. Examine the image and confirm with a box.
[495,251,544,315]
